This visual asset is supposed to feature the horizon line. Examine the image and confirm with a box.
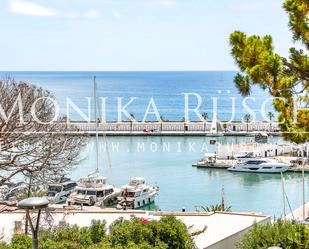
[0,70,239,73]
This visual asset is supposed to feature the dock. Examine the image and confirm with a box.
[192,161,309,173]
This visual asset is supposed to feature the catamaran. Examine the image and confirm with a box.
[116,177,159,210]
[228,158,290,173]
[67,77,121,207]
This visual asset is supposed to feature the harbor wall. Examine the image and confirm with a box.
[63,121,279,134]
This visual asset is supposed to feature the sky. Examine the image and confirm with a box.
[0,0,298,71]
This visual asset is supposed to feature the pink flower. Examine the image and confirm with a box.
[140,218,149,224]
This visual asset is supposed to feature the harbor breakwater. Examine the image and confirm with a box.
[63,121,279,136]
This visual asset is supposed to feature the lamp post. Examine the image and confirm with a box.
[17,197,49,249]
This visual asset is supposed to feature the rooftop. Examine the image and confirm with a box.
[0,206,270,249]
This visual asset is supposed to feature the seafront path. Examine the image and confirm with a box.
[61,121,279,136]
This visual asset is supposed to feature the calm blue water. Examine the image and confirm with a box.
[0,71,275,121]
[73,136,308,217]
[0,71,306,217]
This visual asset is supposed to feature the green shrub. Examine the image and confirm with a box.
[88,220,106,244]
[40,224,93,248]
[2,234,32,249]
[1,216,197,249]
[237,220,309,249]
[109,216,196,249]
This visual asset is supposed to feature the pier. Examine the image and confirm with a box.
[63,121,279,136]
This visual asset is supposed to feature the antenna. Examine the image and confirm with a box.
[94,76,99,173]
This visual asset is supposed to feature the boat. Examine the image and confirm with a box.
[45,181,77,204]
[67,76,121,207]
[228,158,290,173]
[67,173,121,206]
[254,133,268,143]
[194,153,217,167]
[116,177,159,210]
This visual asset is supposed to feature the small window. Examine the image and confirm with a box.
[138,202,140,206]
[87,191,96,196]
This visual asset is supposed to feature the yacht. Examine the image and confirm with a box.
[45,181,77,204]
[67,77,121,207]
[67,173,121,206]
[228,158,289,173]
[116,177,159,210]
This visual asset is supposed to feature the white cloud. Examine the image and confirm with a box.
[157,0,177,7]
[84,9,100,19]
[8,0,57,17]
[230,2,278,12]
[63,11,80,19]
[112,11,121,18]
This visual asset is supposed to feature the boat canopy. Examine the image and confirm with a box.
[79,175,107,188]
[129,177,145,186]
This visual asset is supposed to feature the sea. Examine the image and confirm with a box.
[0,71,275,121]
[0,71,307,217]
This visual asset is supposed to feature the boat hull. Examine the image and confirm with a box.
[228,164,289,173]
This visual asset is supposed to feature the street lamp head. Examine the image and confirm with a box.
[18,197,49,210]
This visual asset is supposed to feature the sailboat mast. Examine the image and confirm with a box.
[94,76,99,173]
[281,172,286,219]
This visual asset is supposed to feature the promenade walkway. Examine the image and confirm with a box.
[62,121,279,136]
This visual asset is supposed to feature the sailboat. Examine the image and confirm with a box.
[67,77,121,207]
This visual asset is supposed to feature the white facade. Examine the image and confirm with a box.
[217,143,293,159]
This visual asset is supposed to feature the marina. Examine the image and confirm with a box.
[1,0,308,247]
[66,135,308,216]
[2,135,308,216]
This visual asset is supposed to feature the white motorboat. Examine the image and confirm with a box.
[67,173,121,206]
[116,177,159,210]
[45,181,77,204]
[228,158,289,173]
